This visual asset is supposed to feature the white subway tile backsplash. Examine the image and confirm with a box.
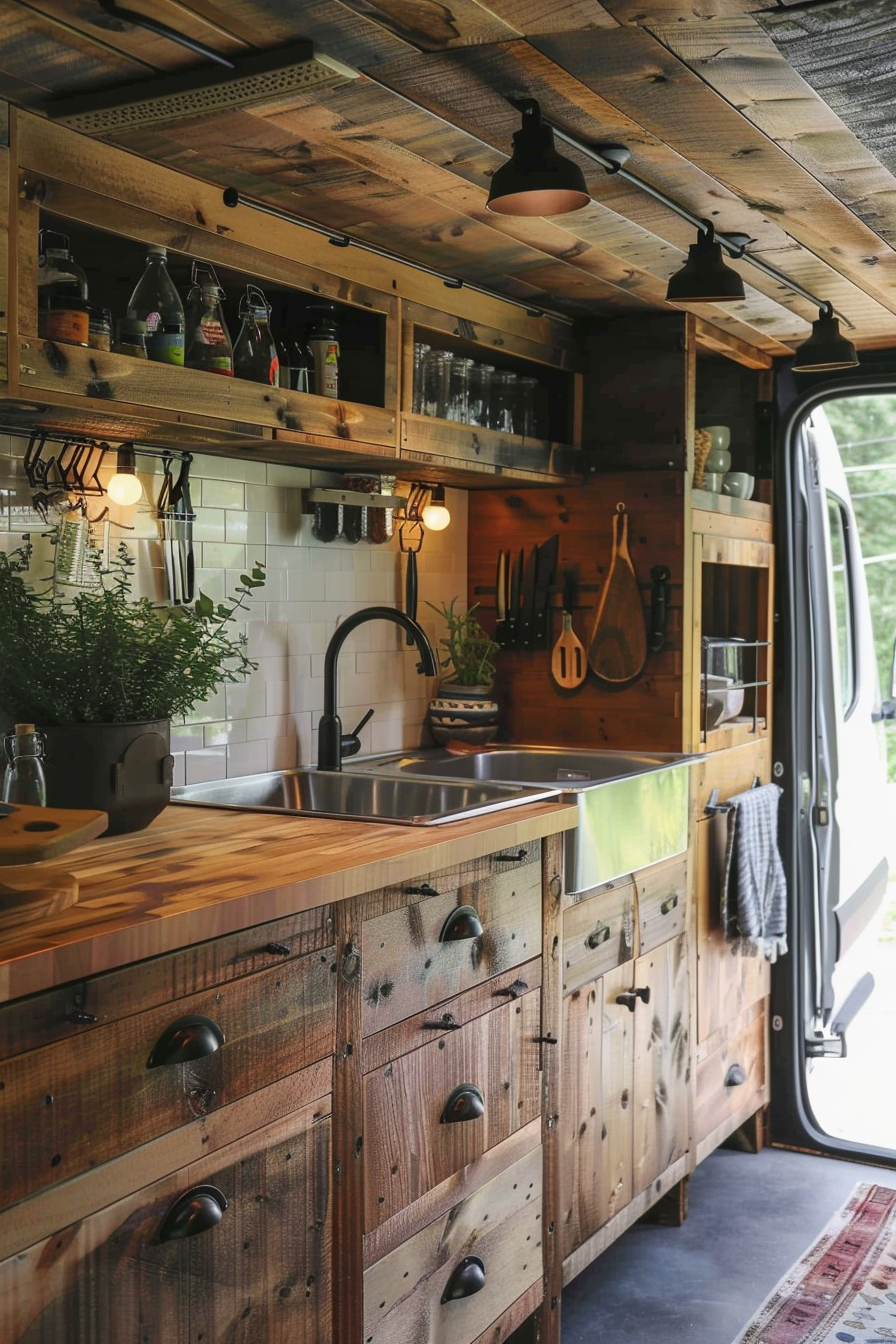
[0,436,467,786]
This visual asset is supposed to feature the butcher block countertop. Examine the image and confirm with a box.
[0,798,578,1005]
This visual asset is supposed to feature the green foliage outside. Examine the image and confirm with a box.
[0,540,265,725]
[822,395,896,782]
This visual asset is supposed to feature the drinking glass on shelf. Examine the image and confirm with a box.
[468,362,494,427]
[412,341,431,413]
[516,375,539,438]
[422,349,453,418]
[490,370,517,433]
[447,356,474,422]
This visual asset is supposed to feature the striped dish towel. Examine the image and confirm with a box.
[721,783,788,962]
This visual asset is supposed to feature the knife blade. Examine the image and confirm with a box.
[532,534,559,649]
[495,550,510,647]
[506,548,523,649]
[518,543,540,650]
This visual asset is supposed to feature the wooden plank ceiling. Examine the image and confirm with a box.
[2,0,895,359]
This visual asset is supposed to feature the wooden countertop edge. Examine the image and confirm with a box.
[0,799,578,1004]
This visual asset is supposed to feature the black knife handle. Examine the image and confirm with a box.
[649,565,671,654]
[405,549,418,644]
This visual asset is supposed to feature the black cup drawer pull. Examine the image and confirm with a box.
[585,921,611,949]
[660,893,680,916]
[441,1255,486,1303]
[147,1015,225,1068]
[493,848,527,863]
[440,905,483,941]
[725,1062,747,1088]
[157,1185,228,1243]
[615,986,651,1014]
[440,1083,485,1124]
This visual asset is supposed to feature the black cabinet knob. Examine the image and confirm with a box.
[725,1062,747,1087]
[156,1185,228,1243]
[615,986,651,1014]
[440,1083,485,1124]
[147,1015,225,1068]
[440,905,483,942]
[441,1255,486,1302]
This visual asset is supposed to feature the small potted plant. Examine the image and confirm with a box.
[0,539,265,834]
[425,597,500,744]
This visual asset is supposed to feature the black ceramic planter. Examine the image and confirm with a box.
[41,720,174,835]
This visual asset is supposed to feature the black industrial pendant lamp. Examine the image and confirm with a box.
[791,304,859,372]
[486,99,590,217]
[665,223,746,303]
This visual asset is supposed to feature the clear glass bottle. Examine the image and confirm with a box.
[305,303,340,398]
[516,375,540,438]
[126,245,185,366]
[490,370,517,434]
[185,270,233,376]
[422,349,453,418]
[289,335,313,393]
[468,362,494,428]
[2,723,47,807]
[38,230,89,346]
[233,286,280,386]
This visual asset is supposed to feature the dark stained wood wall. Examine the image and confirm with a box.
[468,471,687,753]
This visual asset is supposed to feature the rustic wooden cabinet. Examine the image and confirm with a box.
[560,855,691,1280]
[0,106,581,485]
[0,904,335,1344]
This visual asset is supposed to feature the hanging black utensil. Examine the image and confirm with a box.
[649,564,671,653]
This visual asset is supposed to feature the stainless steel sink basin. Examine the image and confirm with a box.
[349,746,695,890]
[171,768,559,827]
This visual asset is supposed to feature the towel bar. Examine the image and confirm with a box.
[704,776,760,816]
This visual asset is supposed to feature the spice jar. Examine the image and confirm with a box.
[305,303,340,398]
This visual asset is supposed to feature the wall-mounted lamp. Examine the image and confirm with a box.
[665,223,745,304]
[421,483,451,531]
[791,304,859,372]
[105,442,143,506]
[486,99,590,218]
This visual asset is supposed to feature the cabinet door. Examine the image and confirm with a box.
[631,933,691,1197]
[560,962,633,1256]
[0,1092,331,1344]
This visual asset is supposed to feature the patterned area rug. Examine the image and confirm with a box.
[734,1184,896,1343]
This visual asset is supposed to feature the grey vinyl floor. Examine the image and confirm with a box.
[560,1144,896,1344]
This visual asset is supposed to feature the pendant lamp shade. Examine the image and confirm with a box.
[791,306,859,372]
[487,99,590,217]
[666,223,746,303]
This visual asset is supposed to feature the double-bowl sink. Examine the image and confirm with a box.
[173,745,694,893]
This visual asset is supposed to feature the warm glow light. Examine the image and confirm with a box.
[107,471,143,506]
[422,501,450,531]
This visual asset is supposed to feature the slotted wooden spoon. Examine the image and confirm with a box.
[551,568,587,689]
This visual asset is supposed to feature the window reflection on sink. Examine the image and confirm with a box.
[379,747,684,786]
[171,768,559,827]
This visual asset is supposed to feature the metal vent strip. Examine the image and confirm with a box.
[48,43,359,135]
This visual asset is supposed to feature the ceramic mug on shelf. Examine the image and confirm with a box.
[702,471,725,492]
[704,447,732,474]
[699,424,731,453]
[723,472,754,499]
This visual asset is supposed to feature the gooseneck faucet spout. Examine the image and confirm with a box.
[317,606,438,771]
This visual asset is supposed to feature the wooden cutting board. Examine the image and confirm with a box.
[0,801,108,865]
[0,866,79,931]
[587,503,648,686]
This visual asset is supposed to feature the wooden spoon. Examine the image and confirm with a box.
[551,567,587,689]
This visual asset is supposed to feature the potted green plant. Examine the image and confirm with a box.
[0,539,265,834]
[425,597,500,744]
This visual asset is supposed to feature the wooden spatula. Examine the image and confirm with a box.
[0,801,108,866]
[551,568,587,689]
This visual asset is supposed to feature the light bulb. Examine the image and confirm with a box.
[422,501,450,531]
[107,471,143,506]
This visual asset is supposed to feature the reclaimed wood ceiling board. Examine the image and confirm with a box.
[758,0,896,175]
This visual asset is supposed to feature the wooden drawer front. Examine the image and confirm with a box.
[0,948,335,1212]
[696,1005,766,1147]
[363,991,541,1229]
[361,845,541,1035]
[696,817,770,1043]
[637,856,688,956]
[0,1087,332,1344]
[363,1143,543,1344]
[690,738,771,819]
[0,904,332,1062]
[562,879,636,994]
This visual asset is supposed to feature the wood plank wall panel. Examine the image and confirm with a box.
[467,471,686,753]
